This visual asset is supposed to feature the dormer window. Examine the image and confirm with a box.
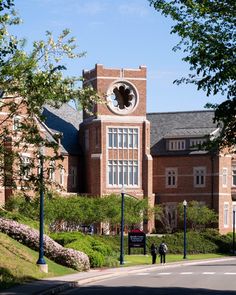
[168,140,186,151]
[190,138,206,149]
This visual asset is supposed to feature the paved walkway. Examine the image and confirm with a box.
[1,257,235,295]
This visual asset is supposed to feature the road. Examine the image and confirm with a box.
[62,258,236,295]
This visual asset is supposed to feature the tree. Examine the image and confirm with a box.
[177,201,218,231]
[149,0,236,150]
[0,1,102,193]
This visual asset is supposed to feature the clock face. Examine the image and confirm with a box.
[107,81,139,115]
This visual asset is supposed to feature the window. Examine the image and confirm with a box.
[37,159,41,176]
[20,156,31,179]
[13,116,21,131]
[59,167,64,186]
[232,166,236,187]
[71,167,77,188]
[190,138,206,149]
[224,203,229,227]
[165,168,177,188]
[222,168,227,187]
[194,167,206,187]
[108,160,138,186]
[168,140,186,151]
[108,128,138,149]
[233,203,236,227]
[49,160,55,181]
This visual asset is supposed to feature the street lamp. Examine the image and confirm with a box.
[120,186,125,265]
[183,200,187,259]
[233,210,235,255]
[36,146,48,273]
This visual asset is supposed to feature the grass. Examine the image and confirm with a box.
[0,233,76,290]
[121,253,228,266]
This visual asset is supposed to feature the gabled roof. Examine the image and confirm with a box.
[42,104,83,155]
[147,110,218,155]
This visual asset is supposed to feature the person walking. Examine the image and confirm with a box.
[159,241,168,264]
[150,243,157,264]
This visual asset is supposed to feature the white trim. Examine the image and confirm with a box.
[106,125,141,189]
[91,154,102,159]
[232,165,236,187]
[222,167,228,187]
[223,202,229,228]
[145,154,152,160]
[106,80,139,116]
[97,115,146,123]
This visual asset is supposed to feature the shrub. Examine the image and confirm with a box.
[52,232,118,268]
[0,218,90,271]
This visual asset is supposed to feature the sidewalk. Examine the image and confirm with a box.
[2,257,235,295]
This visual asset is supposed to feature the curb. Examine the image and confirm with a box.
[35,282,79,295]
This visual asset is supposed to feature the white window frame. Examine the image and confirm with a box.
[59,167,64,186]
[193,167,206,187]
[108,127,138,149]
[49,160,55,181]
[224,202,229,228]
[232,166,236,187]
[20,155,31,180]
[189,138,206,149]
[13,116,21,131]
[108,160,138,187]
[222,168,228,187]
[168,139,186,151]
[165,168,178,188]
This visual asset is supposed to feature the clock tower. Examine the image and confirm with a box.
[80,64,154,232]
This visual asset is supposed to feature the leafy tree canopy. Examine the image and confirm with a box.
[0,0,102,190]
[149,0,236,150]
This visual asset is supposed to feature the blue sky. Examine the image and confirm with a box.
[13,0,223,113]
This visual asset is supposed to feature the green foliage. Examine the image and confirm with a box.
[177,201,218,231]
[0,0,102,193]
[149,0,236,150]
[4,192,149,232]
[51,231,118,268]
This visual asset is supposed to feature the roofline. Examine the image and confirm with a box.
[147,110,215,115]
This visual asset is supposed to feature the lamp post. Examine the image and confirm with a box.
[36,147,48,273]
[120,187,125,265]
[233,210,235,255]
[183,200,187,259]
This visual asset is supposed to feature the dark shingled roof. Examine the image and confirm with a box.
[42,104,83,155]
[147,110,218,155]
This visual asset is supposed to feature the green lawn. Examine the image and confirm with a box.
[0,233,76,290]
[121,253,228,266]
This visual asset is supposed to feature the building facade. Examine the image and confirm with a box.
[0,64,236,234]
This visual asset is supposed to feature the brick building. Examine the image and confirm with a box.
[0,64,235,234]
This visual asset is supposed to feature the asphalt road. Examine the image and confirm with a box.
[62,259,236,295]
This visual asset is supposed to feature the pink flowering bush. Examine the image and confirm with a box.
[0,217,90,271]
